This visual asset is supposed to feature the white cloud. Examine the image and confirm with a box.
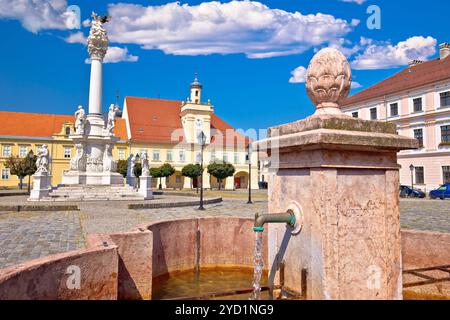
[85,47,139,64]
[339,0,367,4]
[351,36,437,70]
[289,66,307,83]
[0,0,78,33]
[106,1,357,58]
[351,81,362,89]
[64,31,86,44]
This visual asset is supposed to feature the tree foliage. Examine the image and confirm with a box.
[182,164,203,190]
[207,162,235,190]
[160,163,176,178]
[5,153,37,189]
[133,162,142,178]
[117,160,128,178]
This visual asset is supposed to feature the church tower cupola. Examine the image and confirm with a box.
[190,73,202,104]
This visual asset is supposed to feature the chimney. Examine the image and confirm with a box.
[440,43,450,59]
[408,60,424,67]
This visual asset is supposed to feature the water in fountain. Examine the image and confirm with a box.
[250,231,264,300]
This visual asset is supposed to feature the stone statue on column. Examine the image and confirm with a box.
[87,12,111,60]
[74,106,86,135]
[29,144,52,201]
[35,145,50,174]
[139,151,153,199]
[141,151,150,176]
[126,154,137,187]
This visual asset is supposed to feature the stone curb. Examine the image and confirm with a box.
[0,205,79,213]
[0,191,28,197]
[128,197,223,209]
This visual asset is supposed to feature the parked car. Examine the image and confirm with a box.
[399,185,426,198]
[429,184,450,199]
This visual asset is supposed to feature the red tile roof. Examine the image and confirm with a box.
[0,111,128,141]
[125,96,249,147]
[342,57,450,107]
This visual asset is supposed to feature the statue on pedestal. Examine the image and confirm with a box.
[103,144,117,172]
[106,104,117,136]
[36,145,50,174]
[141,151,150,176]
[70,143,86,171]
[74,106,86,135]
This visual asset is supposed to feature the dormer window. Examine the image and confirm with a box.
[65,127,71,136]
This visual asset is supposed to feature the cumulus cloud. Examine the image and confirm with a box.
[0,0,78,33]
[106,1,357,58]
[64,31,86,44]
[289,66,307,83]
[351,36,437,70]
[85,47,139,64]
[339,0,367,4]
[351,81,362,89]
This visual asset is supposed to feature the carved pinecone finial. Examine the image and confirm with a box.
[306,48,352,115]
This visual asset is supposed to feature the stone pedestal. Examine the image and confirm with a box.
[28,174,52,201]
[139,176,153,200]
[256,114,418,300]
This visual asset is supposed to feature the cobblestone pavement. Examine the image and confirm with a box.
[0,197,449,269]
[400,199,450,233]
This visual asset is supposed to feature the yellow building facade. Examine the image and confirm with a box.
[0,78,258,190]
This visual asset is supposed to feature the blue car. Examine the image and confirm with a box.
[399,185,426,198]
[429,183,450,199]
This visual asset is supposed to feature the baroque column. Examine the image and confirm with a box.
[62,13,123,186]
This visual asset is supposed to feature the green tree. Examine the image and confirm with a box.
[207,162,235,190]
[133,163,142,188]
[182,164,203,192]
[157,163,176,190]
[150,167,162,189]
[5,152,37,190]
[117,160,128,178]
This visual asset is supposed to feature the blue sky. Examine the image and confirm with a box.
[0,0,448,134]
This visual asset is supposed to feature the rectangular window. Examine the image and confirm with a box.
[223,153,228,163]
[179,150,185,162]
[234,152,239,164]
[118,149,125,160]
[414,129,424,147]
[166,150,173,162]
[176,175,181,183]
[390,103,398,117]
[370,108,377,120]
[2,145,11,158]
[352,112,358,118]
[19,145,28,158]
[440,91,450,108]
[413,98,423,112]
[1,169,9,180]
[153,150,160,161]
[443,166,450,184]
[415,167,424,185]
[64,147,71,159]
[441,125,450,143]
[210,151,216,163]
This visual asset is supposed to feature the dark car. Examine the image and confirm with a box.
[399,185,426,198]
[429,183,450,199]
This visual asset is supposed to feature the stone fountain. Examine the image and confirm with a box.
[255,48,418,300]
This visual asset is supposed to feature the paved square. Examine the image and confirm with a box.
[0,197,449,269]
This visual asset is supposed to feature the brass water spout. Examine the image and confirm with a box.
[253,212,296,232]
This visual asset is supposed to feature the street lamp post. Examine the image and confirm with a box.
[247,143,253,204]
[409,164,415,195]
[198,131,207,211]
[27,150,34,195]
